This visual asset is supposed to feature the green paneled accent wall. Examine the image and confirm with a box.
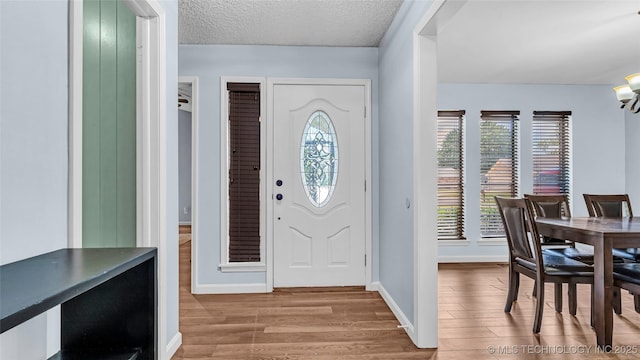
[83,0,136,248]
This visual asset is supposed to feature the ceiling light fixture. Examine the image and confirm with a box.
[614,73,640,114]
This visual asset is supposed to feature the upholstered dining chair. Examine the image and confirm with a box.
[583,194,640,263]
[612,263,640,314]
[525,194,595,265]
[583,194,640,314]
[583,194,634,218]
[495,196,593,333]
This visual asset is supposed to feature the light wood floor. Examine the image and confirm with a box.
[173,239,640,359]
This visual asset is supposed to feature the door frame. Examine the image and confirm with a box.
[266,78,373,291]
[68,0,166,252]
[178,76,199,294]
[68,0,176,357]
[412,0,467,348]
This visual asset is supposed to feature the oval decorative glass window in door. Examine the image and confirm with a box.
[300,111,339,207]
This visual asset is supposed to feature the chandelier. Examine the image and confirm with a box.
[614,73,640,113]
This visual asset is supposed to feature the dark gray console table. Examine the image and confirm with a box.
[0,247,157,360]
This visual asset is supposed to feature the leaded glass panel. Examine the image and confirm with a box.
[300,111,338,207]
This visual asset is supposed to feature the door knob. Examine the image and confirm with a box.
[276,180,283,187]
[276,194,283,200]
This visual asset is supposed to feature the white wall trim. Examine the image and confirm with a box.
[438,255,508,263]
[178,76,199,294]
[265,77,373,292]
[219,263,266,273]
[130,1,172,359]
[266,78,275,291]
[193,283,268,295]
[477,238,507,246]
[69,1,174,359]
[413,0,468,349]
[219,76,267,271]
[144,9,170,360]
[165,331,182,360]
[363,79,374,292]
[68,0,83,249]
[412,32,439,349]
[437,240,471,247]
[375,282,416,343]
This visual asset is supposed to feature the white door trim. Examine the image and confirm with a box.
[179,76,200,294]
[218,77,267,273]
[412,0,467,348]
[68,0,167,249]
[266,77,373,291]
[68,0,83,249]
[68,0,177,358]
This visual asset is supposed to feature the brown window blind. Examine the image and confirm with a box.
[480,110,519,237]
[227,82,261,262]
[532,111,571,197]
[437,110,465,240]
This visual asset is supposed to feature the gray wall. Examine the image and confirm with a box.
[625,110,640,203]
[0,0,181,358]
[0,1,69,264]
[437,83,627,261]
[178,44,379,286]
[179,109,192,223]
[1,1,69,358]
[377,0,433,325]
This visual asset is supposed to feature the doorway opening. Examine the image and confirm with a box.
[178,76,199,294]
[178,81,193,241]
[70,0,173,356]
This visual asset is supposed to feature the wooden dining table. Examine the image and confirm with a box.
[535,216,640,350]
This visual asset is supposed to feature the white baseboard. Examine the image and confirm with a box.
[373,281,416,342]
[438,255,508,263]
[178,221,192,226]
[165,331,182,360]
[192,283,268,294]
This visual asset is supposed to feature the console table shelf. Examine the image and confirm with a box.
[1,248,157,360]
[47,348,141,360]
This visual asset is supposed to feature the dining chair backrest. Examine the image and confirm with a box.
[583,194,633,218]
[524,194,571,219]
[495,197,542,269]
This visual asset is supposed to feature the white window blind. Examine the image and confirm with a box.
[437,110,465,240]
[532,111,571,197]
[480,111,519,237]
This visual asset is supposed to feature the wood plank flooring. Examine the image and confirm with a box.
[173,240,640,359]
[179,225,192,245]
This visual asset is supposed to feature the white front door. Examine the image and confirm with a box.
[273,83,366,287]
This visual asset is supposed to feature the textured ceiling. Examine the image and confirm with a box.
[178,0,403,46]
[437,1,640,85]
[178,0,640,85]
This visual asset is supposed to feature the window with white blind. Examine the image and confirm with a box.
[437,110,465,240]
[532,111,571,196]
[480,111,519,237]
